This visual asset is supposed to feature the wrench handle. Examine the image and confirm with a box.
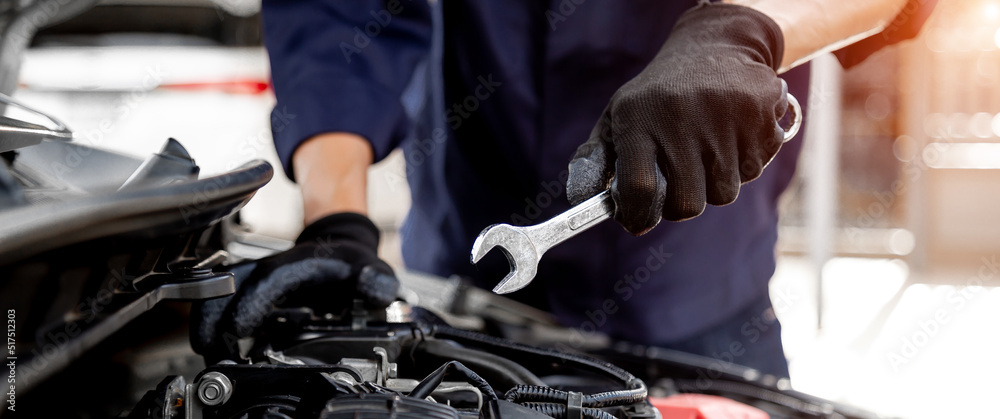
[566,190,615,230]
[525,190,614,255]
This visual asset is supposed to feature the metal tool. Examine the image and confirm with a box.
[471,190,615,294]
[472,93,802,294]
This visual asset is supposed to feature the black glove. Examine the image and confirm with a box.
[192,213,399,360]
[566,3,788,235]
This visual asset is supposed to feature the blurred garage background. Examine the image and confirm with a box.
[9,0,1000,417]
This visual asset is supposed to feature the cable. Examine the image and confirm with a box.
[503,381,646,408]
[433,326,648,412]
[432,326,640,387]
[409,361,502,419]
[416,338,547,387]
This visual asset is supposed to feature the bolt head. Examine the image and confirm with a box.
[197,372,233,406]
[203,384,220,400]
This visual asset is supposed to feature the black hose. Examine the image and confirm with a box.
[520,403,617,419]
[409,361,502,419]
[433,326,637,384]
[433,326,647,408]
[417,338,547,387]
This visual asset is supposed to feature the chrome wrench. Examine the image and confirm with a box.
[471,93,802,294]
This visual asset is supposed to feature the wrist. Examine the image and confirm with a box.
[728,0,909,71]
[293,132,373,224]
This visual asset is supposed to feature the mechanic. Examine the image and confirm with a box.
[200,0,934,378]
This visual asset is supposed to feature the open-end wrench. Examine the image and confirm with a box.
[471,190,615,294]
[471,93,802,294]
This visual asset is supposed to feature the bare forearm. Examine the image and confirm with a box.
[293,132,372,225]
[729,0,908,72]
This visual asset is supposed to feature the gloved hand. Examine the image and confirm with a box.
[191,213,399,360]
[566,3,788,235]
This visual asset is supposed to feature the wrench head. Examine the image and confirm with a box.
[470,223,539,294]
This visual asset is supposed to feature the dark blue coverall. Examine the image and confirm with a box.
[262,0,933,377]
